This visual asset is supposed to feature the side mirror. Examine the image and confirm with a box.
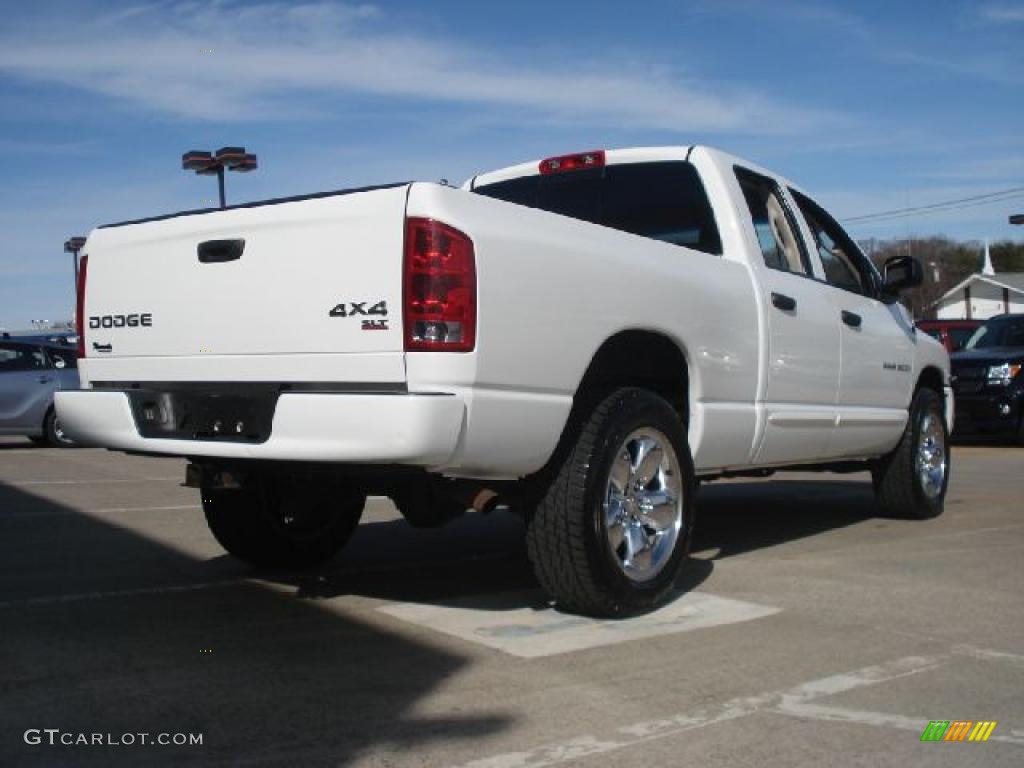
[882,255,922,296]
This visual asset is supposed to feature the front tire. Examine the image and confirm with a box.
[526,388,695,617]
[872,387,949,519]
[202,474,365,568]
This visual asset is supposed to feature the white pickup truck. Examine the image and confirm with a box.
[58,146,952,616]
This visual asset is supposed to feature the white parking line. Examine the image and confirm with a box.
[455,653,1022,768]
[0,580,244,609]
[0,503,199,520]
[7,477,181,486]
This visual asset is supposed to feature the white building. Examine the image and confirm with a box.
[933,241,1024,320]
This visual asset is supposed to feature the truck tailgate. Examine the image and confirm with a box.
[82,184,409,361]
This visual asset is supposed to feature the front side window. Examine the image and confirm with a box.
[947,327,976,351]
[46,347,78,370]
[734,168,808,275]
[474,161,722,255]
[791,189,876,296]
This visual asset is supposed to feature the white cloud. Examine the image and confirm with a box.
[980,4,1024,22]
[0,1,835,134]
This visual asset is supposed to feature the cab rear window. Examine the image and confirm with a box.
[474,161,722,255]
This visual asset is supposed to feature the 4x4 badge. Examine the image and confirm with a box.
[329,300,388,318]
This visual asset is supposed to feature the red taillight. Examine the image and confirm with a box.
[538,149,605,175]
[76,254,88,358]
[403,217,476,352]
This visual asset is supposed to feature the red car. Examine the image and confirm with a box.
[916,319,983,354]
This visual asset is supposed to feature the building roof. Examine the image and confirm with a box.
[932,272,1024,306]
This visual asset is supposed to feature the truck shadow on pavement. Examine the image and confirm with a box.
[264,476,881,612]
[0,481,511,767]
[692,477,879,559]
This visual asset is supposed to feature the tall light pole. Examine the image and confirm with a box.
[182,146,258,208]
[64,236,86,319]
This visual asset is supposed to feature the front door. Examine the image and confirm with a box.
[789,190,914,458]
[734,168,840,465]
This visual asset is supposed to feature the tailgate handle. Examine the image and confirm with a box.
[198,239,245,264]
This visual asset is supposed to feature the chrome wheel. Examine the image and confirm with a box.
[916,409,946,501]
[604,428,684,583]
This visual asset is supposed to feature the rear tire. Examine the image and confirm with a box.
[526,388,695,617]
[872,387,949,519]
[43,408,75,448]
[202,474,365,568]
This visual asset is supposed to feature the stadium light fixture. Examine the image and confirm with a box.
[182,146,258,208]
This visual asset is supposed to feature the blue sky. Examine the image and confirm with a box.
[1,0,1022,328]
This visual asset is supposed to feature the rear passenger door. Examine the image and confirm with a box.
[789,190,914,458]
[0,342,53,431]
[734,168,840,465]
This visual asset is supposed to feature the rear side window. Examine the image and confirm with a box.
[0,343,46,372]
[474,161,722,255]
[734,167,809,275]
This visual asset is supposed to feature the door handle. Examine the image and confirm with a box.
[37,375,53,384]
[771,292,797,311]
[197,238,245,264]
[841,310,862,328]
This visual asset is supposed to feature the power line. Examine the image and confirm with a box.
[843,186,1024,225]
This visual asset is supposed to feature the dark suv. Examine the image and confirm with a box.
[950,314,1024,443]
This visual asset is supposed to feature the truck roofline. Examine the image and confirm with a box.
[464,145,811,200]
[464,146,696,190]
[97,181,411,230]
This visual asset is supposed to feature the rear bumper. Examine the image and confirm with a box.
[55,390,465,467]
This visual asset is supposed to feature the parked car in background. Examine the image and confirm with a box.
[916,318,983,354]
[950,313,1024,444]
[0,341,79,446]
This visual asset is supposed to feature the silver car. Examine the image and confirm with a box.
[0,340,80,446]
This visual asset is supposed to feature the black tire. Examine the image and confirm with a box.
[872,387,949,519]
[202,474,365,568]
[526,388,695,617]
[43,408,75,448]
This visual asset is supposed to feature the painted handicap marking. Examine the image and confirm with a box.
[377,590,780,658]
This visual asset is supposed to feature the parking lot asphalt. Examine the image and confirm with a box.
[1,436,1022,767]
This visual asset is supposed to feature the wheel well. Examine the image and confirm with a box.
[575,330,689,425]
[916,366,944,396]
